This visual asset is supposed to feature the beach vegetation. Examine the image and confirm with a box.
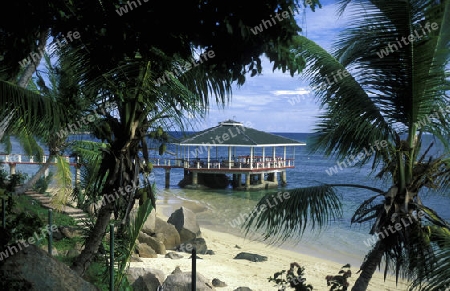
[243,0,450,290]
[268,262,313,290]
[325,264,351,291]
[3,0,320,284]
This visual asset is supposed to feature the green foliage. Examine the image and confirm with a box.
[9,172,28,189]
[12,195,77,227]
[325,264,351,291]
[268,262,313,290]
[51,155,73,211]
[83,261,110,291]
[243,186,343,245]
[33,171,53,194]
[114,194,154,288]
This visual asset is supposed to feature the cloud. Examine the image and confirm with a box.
[203,1,350,133]
[271,88,311,96]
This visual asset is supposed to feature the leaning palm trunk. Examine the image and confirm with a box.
[71,122,148,275]
[71,145,122,275]
[15,153,55,194]
[71,199,115,275]
[17,28,49,88]
[352,245,384,291]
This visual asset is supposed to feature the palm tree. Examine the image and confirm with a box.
[1,0,322,278]
[12,52,84,196]
[66,47,236,274]
[243,1,450,290]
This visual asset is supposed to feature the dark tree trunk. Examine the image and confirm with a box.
[17,29,49,88]
[351,247,384,291]
[14,28,50,193]
[71,202,114,275]
[71,147,137,276]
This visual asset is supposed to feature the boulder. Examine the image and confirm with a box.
[136,243,158,258]
[59,226,81,239]
[52,229,64,241]
[167,207,201,242]
[138,231,166,255]
[154,217,180,250]
[212,278,227,287]
[141,208,157,234]
[40,245,58,256]
[66,249,80,258]
[126,267,165,291]
[0,244,98,291]
[234,288,253,291]
[233,252,267,262]
[177,237,208,254]
[165,252,184,259]
[162,267,215,291]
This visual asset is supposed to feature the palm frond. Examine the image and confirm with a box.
[408,230,450,291]
[115,195,153,287]
[0,80,67,137]
[15,126,44,161]
[242,185,343,245]
[50,155,73,212]
[291,35,393,162]
[351,194,384,224]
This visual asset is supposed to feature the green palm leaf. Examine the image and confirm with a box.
[0,80,67,137]
[243,185,343,245]
[50,155,73,211]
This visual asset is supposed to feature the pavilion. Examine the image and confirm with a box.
[177,120,306,190]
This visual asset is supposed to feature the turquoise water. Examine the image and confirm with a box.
[150,133,450,267]
[4,133,450,267]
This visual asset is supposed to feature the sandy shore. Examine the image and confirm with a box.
[129,200,410,291]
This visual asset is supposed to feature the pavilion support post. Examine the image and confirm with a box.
[262,147,265,167]
[273,147,276,167]
[207,146,211,169]
[9,163,16,175]
[250,147,254,169]
[260,173,264,184]
[245,174,250,188]
[165,168,171,188]
[233,174,241,188]
[228,146,232,169]
[192,172,198,185]
[281,171,287,186]
[268,172,278,182]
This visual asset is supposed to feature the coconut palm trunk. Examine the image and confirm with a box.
[17,29,49,88]
[242,0,450,289]
[71,144,138,275]
[351,246,385,291]
[15,153,54,194]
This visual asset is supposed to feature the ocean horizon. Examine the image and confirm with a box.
[3,132,450,268]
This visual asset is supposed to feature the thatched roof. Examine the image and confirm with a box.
[179,120,305,147]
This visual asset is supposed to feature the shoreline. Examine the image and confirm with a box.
[129,196,410,291]
[156,192,365,267]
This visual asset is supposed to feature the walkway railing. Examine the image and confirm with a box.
[185,158,295,170]
[0,154,73,164]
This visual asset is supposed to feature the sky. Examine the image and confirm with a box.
[37,1,351,134]
[195,0,351,133]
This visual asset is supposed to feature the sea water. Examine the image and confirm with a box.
[3,133,450,268]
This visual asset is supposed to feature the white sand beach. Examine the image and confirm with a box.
[130,200,411,291]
